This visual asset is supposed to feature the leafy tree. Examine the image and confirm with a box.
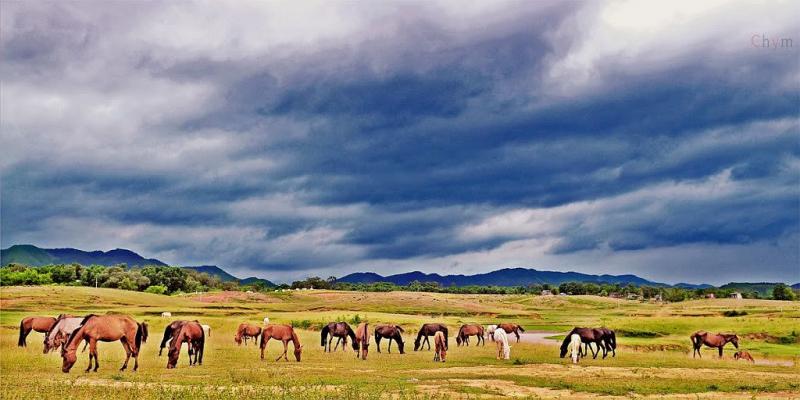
[772,283,796,301]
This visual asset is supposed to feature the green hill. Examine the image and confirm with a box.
[719,282,782,297]
[0,244,57,266]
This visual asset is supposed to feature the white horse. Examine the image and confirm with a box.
[263,317,270,325]
[569,333,582,364]
[201,324,211,338]
[493,328,511,360]
[161,312,172,318]
[43,315,85,353]
[486,324,498,342]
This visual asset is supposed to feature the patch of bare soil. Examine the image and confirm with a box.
[516,331,562,346]
[417,379,800,399]
[410,363,800,383]
[189,291,279,303]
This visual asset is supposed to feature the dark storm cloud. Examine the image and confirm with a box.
[1,1,798,283]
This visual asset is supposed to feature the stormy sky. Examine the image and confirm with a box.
[1,1,798,284]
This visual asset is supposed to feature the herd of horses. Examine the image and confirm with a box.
[18,313,749,372]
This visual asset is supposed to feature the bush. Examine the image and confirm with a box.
[291,320,313,329]
[144,285,168,295]
[722,310,748,317]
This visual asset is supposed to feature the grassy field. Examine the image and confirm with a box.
[1,286,798,399]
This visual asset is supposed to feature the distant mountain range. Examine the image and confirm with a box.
[1,244,274,287]
[3,244,796,290]
[338,268,671,287]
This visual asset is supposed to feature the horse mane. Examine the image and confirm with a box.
[79,314,97,326]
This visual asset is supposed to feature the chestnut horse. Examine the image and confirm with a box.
[374,324,405,353]
[235,323,262,346]
[352,322,369,360]
[414,323,448,351]
[734,351,755,363]
[498,323,525,343]
[18,316,57,347]
[260,324,302,362]
[456,324,485,346]
[61,314,148,373]
[433,331,447,362]
[167,321,204,368]
[691,331,739,358]
[321,322,355,352]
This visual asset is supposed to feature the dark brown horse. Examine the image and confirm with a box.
[560,327,606,359]
[352,322,369,360]
[160,320,188,356]
[61,314,148,373]
[691,331,739,358]
[580,328,617,358]
[167,321,204,368]
[414,323,448,351]
[260,324,302,362]
[456,324,485,346]
[234,323,262,346]
[498,323,525,343]
[321,321,355,352]
[18,316,57,347]
[374,324,405,353]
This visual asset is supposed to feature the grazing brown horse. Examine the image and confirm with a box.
[374,324,405,354]
[167,321,204,368]
[560,327,606,359]
[498,323,525,343]
[734,351,755,363]
[321,322,356,352]
[352,322,369,360]
[456,324,485,346]
[234,323,262,346]
[579,328,617,359]
[160,320,189,356]
[61,314,148,373]
[691,331,739,358]
[260,324,302,362]
[18,316,57,348]
[433,331,447,362]
[414,323,448,351]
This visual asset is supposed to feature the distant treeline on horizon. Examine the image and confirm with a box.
[1,262,797,302]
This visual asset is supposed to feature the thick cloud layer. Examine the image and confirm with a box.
[1,1,798,284]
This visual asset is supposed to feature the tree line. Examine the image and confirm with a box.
[288,276,798,301]
[1,263,796,301]
[0,263,253,294]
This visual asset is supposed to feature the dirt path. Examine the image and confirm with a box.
[516,331,562,345]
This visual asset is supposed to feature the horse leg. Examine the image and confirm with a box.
[120,340,131,371]
[376,335,382,353]
[515,330,520,343]
[718,346,723,359]
[425,335,431,350]
[260,337,271,360]
[334,336,341,352]
[388,337,392,353]
[276,339,289,362]
[91,340,100,372]
[592,341,600,359]
[85,339,97,372]
[327,336,332,352]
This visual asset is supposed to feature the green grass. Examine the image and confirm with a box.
[1,286,798,399]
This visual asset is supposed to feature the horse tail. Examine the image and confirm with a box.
[396,325,404,333]
[442,326,448,349]
[609,330,616,349]
[517,325,525,332]
[160,324,174,354]
[135,323,144,355]
[18,319,28,347]
[321,325,329,347]
[255,327,261,347]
